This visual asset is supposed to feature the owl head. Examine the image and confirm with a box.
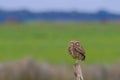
[70,40,80,46]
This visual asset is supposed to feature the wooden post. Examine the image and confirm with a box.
[73,61,83,80]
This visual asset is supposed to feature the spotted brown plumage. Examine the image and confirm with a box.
[68,40,85,61]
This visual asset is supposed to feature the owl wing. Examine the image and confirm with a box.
[75,45,85,60]
[75,45,85,54]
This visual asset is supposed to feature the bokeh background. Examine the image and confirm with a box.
[0,0,120,80]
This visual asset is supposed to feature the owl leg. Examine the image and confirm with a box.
[75,59,79,63]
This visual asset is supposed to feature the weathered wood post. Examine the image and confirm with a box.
[73,61,84,80]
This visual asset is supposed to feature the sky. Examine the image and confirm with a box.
[0,0,120,14]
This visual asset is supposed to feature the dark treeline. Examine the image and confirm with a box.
[0,10,120,22]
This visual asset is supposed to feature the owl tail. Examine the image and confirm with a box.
[82,55,85,61]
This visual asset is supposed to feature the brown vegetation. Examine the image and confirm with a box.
[0,58,120,80]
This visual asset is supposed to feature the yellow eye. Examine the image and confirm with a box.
[71,43,74,45]
[76,42,79,45]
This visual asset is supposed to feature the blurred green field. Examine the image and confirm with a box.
[0,22,120,63]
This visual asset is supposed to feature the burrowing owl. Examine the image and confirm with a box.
[68,40,85,61]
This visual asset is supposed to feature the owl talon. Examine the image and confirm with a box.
[75,60,79,63]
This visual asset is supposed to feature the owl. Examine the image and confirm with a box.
[68,40,85,61]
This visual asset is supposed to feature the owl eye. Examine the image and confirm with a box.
[76,42,79,45]
[71,43,74,45]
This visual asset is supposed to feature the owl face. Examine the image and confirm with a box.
[70,40,80,46]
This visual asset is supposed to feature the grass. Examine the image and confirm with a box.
[0,21,120,64]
